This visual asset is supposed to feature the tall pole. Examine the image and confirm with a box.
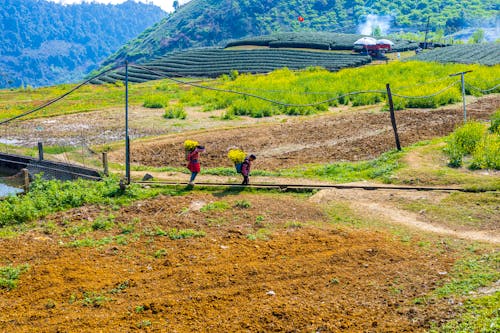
[386,84,401,151]
[125,60,130,184]
[423,16,430,49]
[450,70,472,123]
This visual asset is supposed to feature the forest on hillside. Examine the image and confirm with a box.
[102,0,499,68]
[0,0,166,88]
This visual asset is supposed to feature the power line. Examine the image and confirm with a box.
[133,64,386,107]
[466,82,500,94]
[392,81,461,99]
[0,66,123,126]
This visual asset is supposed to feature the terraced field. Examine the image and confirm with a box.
[410,44,500,66]
[92,49,371,84]
[225,32,419,52]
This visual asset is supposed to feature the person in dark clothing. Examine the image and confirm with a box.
[241,154,256,185]
[187,145,205,185]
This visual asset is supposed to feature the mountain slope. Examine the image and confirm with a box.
[0,0,166,88]
[101,0,499,68]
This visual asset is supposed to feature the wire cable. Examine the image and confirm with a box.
[391,81,461,99]
[0,66,124,126]
[465,82,500,94]
[132,64,386,107]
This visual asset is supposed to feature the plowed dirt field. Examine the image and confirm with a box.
[114,95,500,170]
[1,193,458,332]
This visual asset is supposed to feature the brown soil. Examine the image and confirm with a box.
[112,95,500,170]
[0,193,458,332]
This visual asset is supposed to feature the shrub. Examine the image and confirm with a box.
[164,104,187,119]
[489,110,500,134]
[444,122,486,167]
[470,134,500,170]
[143,94,169,108]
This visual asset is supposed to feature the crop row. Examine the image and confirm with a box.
[92,48,371,84]
[226,32,418,52]
[410,44,500,66]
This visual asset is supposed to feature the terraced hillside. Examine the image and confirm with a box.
[409,44,500,66]
[226,32,419,52]
[93,48,371,84]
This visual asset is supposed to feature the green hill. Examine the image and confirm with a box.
[100,0,499,68]
[0,0,166,88]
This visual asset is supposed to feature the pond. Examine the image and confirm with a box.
[0,182,23,197]
[0,171,24,197]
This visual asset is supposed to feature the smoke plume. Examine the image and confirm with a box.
[358,14,393,36]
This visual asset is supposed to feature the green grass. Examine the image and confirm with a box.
[200,201,230,212]
[430,292,500,333]
[400,192,499,229]
[0,175,186,227]
[428,251,500,332]
[436,252,500,298]
[279,149,404,183]
[0,264,30,290]
[166,228,206,240]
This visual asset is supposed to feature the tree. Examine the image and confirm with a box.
[372,25,382,37]
[173,1,179,11]
[469,29,485,44]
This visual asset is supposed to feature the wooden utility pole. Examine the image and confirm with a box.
[102,152,109,176]
[37,142,44,161]
[386,84,401,151]
[22,168,29,193]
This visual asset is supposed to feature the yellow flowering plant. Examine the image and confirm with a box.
[228,149,246,164]
[183,140,199,151]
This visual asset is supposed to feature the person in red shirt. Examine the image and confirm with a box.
[241,154,256,185]
[187,145,205,185]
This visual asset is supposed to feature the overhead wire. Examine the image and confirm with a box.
[465,82,500,94]
[133,64,386,107]
[0,65,124,126]
[391,80,461,99]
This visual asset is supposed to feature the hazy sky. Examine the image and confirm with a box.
[47,0,192,13]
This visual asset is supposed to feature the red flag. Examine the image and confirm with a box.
[298,16,304,22]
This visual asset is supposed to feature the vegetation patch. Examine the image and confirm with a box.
[430,292,500,333]
[0,264,29,290]
[400,192,499,229]
[0,176,183,227]
[200,201,230,212]
[281,149,404,183]
[410,44,500,66]
[166,228,206,240]
[444,120,500,170]
[436,252,500,298]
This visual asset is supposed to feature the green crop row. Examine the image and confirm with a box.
[410,44,500,66]
[226,32,418,52]
[92,49,371,84]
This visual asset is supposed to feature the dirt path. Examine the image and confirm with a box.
[311,187,500,244]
